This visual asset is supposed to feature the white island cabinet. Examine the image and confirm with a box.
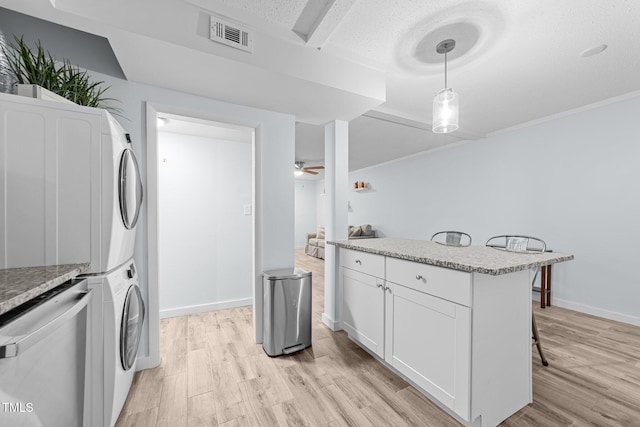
[386,257,472,420]
[340,250,385,357]
[333,238,574,427]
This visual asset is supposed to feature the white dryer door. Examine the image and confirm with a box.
[119,149,143,230]
[120,284,145,371]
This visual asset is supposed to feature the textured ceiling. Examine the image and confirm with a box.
[3,0,640,173]
[217,0,307,27]
[322,0,508,73]
[220,0,640,171]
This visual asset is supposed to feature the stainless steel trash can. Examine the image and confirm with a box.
[262,268,312,356]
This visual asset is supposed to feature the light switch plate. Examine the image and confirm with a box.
[243,204,252,215]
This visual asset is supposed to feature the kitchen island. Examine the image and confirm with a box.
[0,263,90,315]
[327,238,573,427]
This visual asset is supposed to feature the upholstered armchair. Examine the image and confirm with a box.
[305,224,376,259]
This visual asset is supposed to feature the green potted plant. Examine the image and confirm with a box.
[2,36,120,113]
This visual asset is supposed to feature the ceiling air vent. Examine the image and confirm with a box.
[209,15,253,53]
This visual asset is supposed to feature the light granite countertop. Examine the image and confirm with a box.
[0,263,90,315]
[328,237,573,275]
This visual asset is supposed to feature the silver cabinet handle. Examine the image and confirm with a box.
[376,282,384,289]
[0,289,93,359]
[355,260,362,265]
[385,286,392,293]
[416,275,424,280]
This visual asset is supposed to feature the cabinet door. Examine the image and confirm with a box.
[341,267,385,357]
[387,282,471,421]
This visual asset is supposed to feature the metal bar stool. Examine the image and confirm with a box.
[485,235,549,366]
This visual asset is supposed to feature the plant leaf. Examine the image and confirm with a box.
[5,36,120,112]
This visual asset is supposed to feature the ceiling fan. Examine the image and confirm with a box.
[294,161,324,176]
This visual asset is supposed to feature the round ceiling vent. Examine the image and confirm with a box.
[394,2,506,74]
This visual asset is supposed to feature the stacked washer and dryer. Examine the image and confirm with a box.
[82,108,145,427]
[0,91,145,427]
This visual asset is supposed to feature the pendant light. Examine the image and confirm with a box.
[432,39,459,134]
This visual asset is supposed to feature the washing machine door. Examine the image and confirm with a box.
[120,285,145,371]
[119,148,143,230]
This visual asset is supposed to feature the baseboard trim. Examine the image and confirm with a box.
[532,292,640,326]
[551,297,640,326]
[322,313,342,331]
[160,298,252,319]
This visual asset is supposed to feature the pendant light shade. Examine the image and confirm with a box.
[432,39,459,134]
[432,87,459,133]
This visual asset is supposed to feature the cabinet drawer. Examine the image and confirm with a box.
[386,257,471,307]
[340,248,385,278]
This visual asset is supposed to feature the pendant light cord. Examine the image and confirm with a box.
[444,50,448,88]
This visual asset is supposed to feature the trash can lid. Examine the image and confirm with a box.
[263,268,311,280]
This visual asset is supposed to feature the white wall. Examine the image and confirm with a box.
[158,132,252,316]
[346,96,640,325]
[294,180,317,247]
[316,180,326,228]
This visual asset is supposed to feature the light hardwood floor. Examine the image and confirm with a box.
[115,249,640,426]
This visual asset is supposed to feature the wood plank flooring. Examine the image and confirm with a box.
[115,249,640,426]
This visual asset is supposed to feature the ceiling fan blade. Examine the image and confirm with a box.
[304,165,324,170]
[304,169,319,175]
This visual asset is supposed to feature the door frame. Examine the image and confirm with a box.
[143,102,259,368]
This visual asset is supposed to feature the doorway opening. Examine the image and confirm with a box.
[145,103,259,368]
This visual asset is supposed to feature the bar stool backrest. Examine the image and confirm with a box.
[485,235,546,254]
[430,231,472,247]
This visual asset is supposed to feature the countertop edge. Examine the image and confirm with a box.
[328,239,574,275]
[0,263,91,315]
